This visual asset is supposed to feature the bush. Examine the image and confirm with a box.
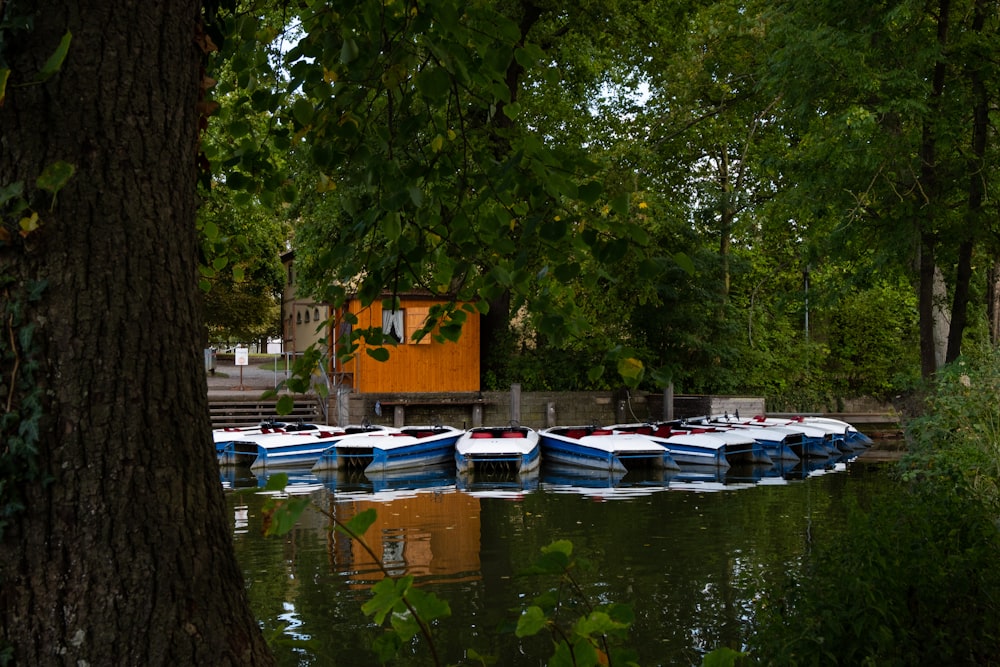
[748,348,1000,666]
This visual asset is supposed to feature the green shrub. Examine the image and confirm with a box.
[748,348,1000,665]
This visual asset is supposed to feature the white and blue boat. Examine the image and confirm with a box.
[214,421,341,468]
[680,418,801,463]
[454,425,541,475]
[236,423,396,471]
[710,415,834,458]
[538,425,680,473]
[791,416,874,450]
[611,422,773,468]
[311,424,464,474]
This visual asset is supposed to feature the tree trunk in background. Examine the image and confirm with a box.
[989,262,1000,346]
[0,2,273,665]
[916,0,951,379]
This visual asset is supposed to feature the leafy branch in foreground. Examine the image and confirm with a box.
[513,540,638,667]
[256,473,450,665]
[250,474,750,666]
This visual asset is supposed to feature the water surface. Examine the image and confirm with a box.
[225,455,890,666]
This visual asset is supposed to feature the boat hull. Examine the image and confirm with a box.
[539,427,679,473]
[455,427,541,475]
[312,426,464,474]
[216,440,258,467]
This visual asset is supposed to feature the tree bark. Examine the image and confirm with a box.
[916,0,951,378]
[0,2,273,665]
[948,0,990,363]
[989,262,1000,346]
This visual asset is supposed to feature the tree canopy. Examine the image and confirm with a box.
[201,0,998,402]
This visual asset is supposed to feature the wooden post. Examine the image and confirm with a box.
[510,383,521,424]
[472,404,483,428]
[663,383,674,421]
[393,405,405,428]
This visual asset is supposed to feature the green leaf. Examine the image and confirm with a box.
[340,38,359,64]
[338,507,377,537]
[292,98,314,126]
[515,606,547,637]
[540,217,567,242]
[383,212,401,241]
[405,587,451,622]
[702,647,746,667]
[542,539,573,558]
[574,611,626,639]
[389,610,421,642]
[275,394,295,415]
[578,180,603,204]
[264,496,310,536]
[438,321,463,343]
[36,161,75,194]
[264,473,289,491]
[610,194,629,217]
[502,101,521,120]
[673,251,696,276]
[229,120,251,138]
[37,31,72,82]
[202,220,220,241]
[553,262,580,283]
[617,356,644,388]
[415,66,451,103]
[367,347,390,362]
[0,180,24,207]
[362,576,413,625]
[0,68,9,105]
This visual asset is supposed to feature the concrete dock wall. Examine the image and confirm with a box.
[337,390,768,430]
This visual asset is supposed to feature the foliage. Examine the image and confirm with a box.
[0,73,75,534]
[513,539,639,667]
[0,276,47,541]
[198,184,286,344]
[748,477,1000,665]
[198,0,1000,401]
[905,346,1000,514]
[748,349,1000,665]
[258,473,450,665]
[256,474,645,666]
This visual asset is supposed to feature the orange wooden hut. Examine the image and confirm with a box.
[330,293,481,393]
[281,251,480,393]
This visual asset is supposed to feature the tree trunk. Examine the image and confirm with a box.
[948,0,990,363]
[0,2,273,665]
[918,238,940,378]
[988,262,1000,346]
[718,148,733,299]
[916,0,951,378]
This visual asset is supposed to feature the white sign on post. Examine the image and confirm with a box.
[234,347,249,390]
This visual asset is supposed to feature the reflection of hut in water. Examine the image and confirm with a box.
[329,492,481,589]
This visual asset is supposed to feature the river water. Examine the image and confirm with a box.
[224,453,892,666]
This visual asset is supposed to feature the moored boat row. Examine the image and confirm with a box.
[214,415,872,477]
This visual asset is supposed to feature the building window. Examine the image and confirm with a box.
[314,307,320,321]
[296,311,302,325]
[382,309,404,343]
[305,309,310,323]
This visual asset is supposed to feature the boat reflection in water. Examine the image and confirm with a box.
[221,452,860,498]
